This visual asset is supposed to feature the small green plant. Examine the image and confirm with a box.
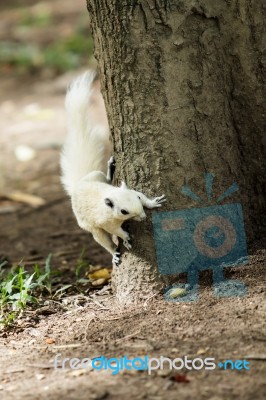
[21,11,53,28]
[0,251,96,328]
[0,42,39,69]
[0,255,53,327]
[33,253,52,295]
[0,34,94,74]
[42,34,93,72]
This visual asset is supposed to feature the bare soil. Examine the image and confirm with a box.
[0,2,265,399]
[0,74,265,400]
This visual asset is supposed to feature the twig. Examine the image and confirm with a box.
[115,330,141,343]
[52,344,82,349]
[24,363,53,369]
[244,355,266,360]
[84,312,96,342]
[143,292,158,308]
[89,296,110,310]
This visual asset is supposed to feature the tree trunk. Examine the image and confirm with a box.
[87,0,265,305]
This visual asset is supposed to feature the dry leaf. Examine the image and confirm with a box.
[170,374,190,383]
[91,278,107,287]
[197,347,209,355]
[45,338,55,345]
[88,268,112,281]
[5,191,45,207]
[168,288,187,298]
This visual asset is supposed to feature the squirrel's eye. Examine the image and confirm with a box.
[121,209,129,215]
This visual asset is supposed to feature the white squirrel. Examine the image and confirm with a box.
[60,70,166,265]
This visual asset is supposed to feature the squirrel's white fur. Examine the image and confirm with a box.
[60,70,166,265]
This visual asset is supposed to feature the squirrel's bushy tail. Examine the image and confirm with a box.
[60,70,111,196]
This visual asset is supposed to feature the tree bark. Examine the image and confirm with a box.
[87,0,265,305]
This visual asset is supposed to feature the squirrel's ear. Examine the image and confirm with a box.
[120,181,128,190]
[104,198,113,208]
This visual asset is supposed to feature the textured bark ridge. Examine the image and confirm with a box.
[87,0,265,305]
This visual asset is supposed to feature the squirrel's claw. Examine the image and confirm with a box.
[123,239,132,250]
[123,231,132,250]
[112,250,121,266]
[152,194,167,208]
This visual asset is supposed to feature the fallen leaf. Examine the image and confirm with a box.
[168,288,187,298]
[88,268,112,281]
[45,338,55,345]
[91,278,107,287]
[4,191,45,207]
[170,374,190,383]
[88,267,112,286]
[197,347,209,355]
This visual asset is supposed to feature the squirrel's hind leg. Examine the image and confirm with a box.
[112,227,132,250]
[92,227,121,265]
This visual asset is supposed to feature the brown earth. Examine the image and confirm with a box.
[0,2,265,399]
[0,74,265,400]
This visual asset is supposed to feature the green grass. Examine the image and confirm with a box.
[0,5,94,75]
[43,34,93,72]
[0,33,94,73]
[0,255,53,327]
[0,254,69,327]
[0,251,97,328]
[20,10,53,28]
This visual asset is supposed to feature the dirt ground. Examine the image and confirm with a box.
[0,3,266,400]
[0,71,265,400]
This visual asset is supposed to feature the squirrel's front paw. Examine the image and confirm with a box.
[112,249,121,266]
[151,194,167,208]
